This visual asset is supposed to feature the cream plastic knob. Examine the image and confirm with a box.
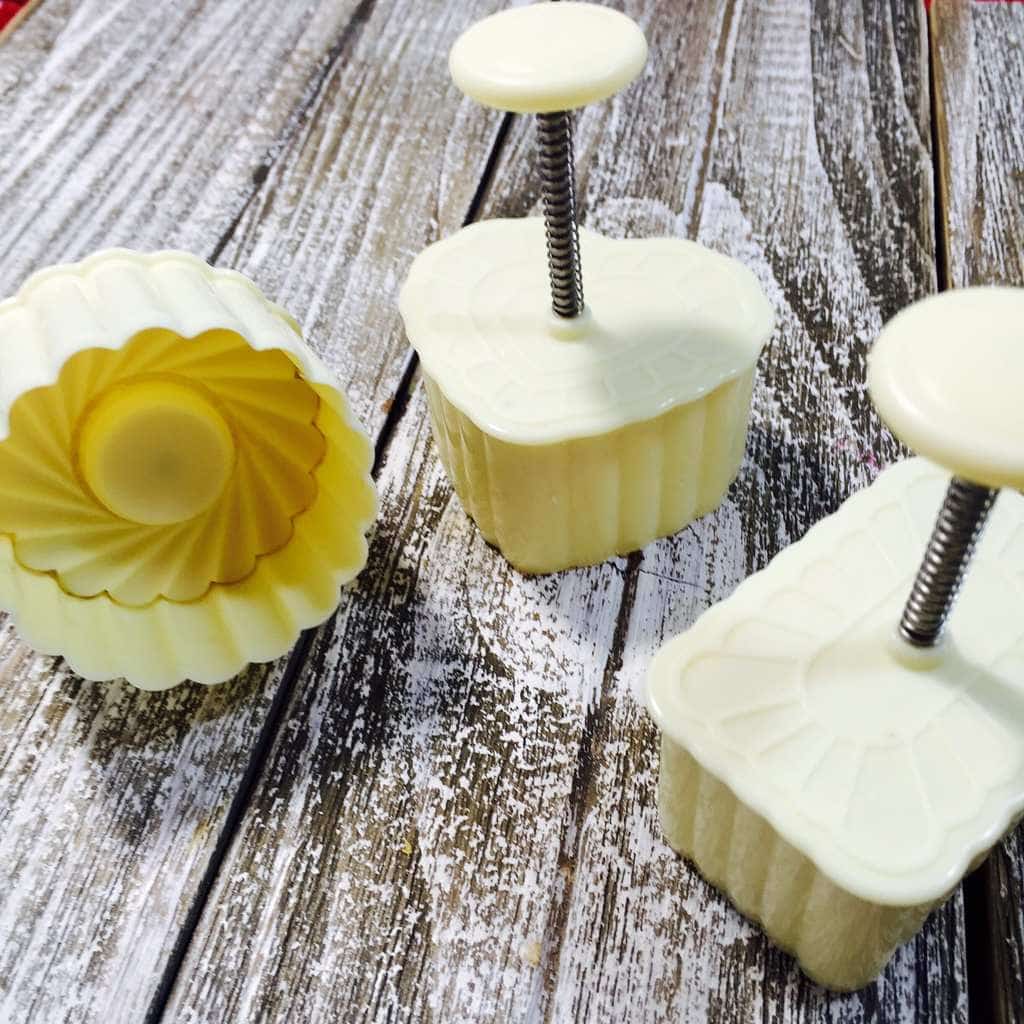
[448,2,648,113]
[77,378,236,526]
[867,286,1024,490]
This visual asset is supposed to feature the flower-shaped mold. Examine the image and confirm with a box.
[0,250,376,690]
[647,457,1024,990]
[400,217,774,573]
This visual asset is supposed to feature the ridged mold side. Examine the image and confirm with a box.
[658,737,937,991]
[422,371,754,574]
[0,385,374,690]
[0,250,337,441]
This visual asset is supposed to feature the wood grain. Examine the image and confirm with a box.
[547,0,965,1020]
[933,3,1024,1022]
[165,1,744,1018]
[165,1,967,1021]
[0,0,509,1020]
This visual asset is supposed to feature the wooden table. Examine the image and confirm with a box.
[1,1,1022,1021]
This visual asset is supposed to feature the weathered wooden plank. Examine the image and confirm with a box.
[162,0,744,1018]
[164,378,629,1022]
[933,0,1024,291]
[544,0,971,1019]
[211,6,507,430]
[0,0,338,288]
[933,3,1024,1022]
[0,1,59,85]
[0,0,510,1020]
[165,0,964,1020]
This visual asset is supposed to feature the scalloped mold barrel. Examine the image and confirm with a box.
[647,458,1024,989]
[0,250,377,690]
[400,218,774,573]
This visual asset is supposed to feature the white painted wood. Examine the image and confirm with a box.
[164,1,968,1021]
[0,1,508,1021]
[934,3,1024,1021]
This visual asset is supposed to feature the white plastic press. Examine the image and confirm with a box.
[648,286,1024,989]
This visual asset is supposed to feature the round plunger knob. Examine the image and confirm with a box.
[868,286,1024,491]
[449,3,647,320]
[868,286,1024,648]
[448,2,647,114]
[78,378,235,526]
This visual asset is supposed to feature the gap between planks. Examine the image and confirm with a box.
[141,68,517,1021]
[927,6,1018,1024]
[206,0,377,265]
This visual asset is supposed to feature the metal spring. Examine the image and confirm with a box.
[536,111,584,318]
[899,477,997,647]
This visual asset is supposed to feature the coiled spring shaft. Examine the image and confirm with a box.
[899,477,997,647]
[536,111,584,318]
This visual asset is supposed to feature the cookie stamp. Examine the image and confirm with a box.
[0,250,376,689]
[647,287,1024,989]
[401,2,774,573]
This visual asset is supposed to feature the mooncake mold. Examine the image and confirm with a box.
[402,3,774,574]
[401,218,773,573]
[648,457,1024,989]
[0,250,376,690]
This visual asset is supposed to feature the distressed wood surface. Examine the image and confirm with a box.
[0,0,508,1020]
[934,3,1024,1023]
[164,1,972,1022]
[545,0,969,1016]
[2,0,1019,1020]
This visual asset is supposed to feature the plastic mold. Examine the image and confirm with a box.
[402,218,770,572]
[400,3,774,574]
[0,250,377,690]
[647,287,1024,989]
